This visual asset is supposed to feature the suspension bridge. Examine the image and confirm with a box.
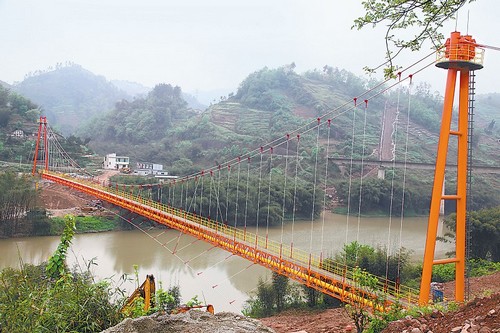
[31,32,494,311]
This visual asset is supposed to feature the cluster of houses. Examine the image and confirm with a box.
[10,129,27,137]
[9,129,177,180]
[8,128,178,180]
[103,153,174,179]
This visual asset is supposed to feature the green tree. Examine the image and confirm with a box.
[255,278,276,317]
[46,215,76,279]
[345,267,380,333]
[272,272,288,311]
[0,172,37,236]
[334,241,411,283]
[354,0,474,77]
[302,285,320,307]
[335,177,432,216]
[443,206,500,261]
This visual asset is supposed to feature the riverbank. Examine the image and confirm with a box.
[0,176,130,238]
[49,215,124,234]
[0,211,130,239]
[332,206,428,218]
[260,271,500,333]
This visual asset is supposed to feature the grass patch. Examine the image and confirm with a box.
[469,259,500,277]
[50,216,118,234]
[75,216,117,232]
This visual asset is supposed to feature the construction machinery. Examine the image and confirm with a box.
[173,304,215,314]
[121,274,156,313]
[120,167,132,174]
[121,274,214,315]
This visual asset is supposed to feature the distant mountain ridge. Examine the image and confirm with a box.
[110,80,150,97]
[13,64,206,134]
[14,64,128,135]
[0,80,11,89]
[110,80,207,110]
[6,63,499,172]
[1,64,498,212]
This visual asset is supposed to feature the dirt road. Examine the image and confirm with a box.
[39,170,118,217]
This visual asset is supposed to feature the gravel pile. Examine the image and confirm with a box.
[101,310,276,333]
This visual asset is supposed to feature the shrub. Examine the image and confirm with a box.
[0,215,122,332]
[0,264,122,332]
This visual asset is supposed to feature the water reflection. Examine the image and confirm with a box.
[0,213,452,312]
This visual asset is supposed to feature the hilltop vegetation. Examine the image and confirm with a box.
[14,63,128,135]
[0,84,39,124]
[81,83,197,163]
[2,63,499,218]
[0,85,40,163]
[10,63,499,174]
[12,64,206,137]
[78,64,499,215]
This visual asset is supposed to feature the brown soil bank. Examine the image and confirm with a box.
[260,272,500,333]
[382,293,499,333]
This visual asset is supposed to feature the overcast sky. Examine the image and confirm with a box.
[1,0,499,99]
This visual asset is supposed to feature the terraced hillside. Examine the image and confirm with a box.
[209,102,273,136]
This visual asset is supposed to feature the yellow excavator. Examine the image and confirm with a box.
[173,304,214,314]
[121,274,156,313]
[121,274,214,315]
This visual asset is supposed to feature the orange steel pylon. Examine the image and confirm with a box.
[32,116,49,175]
[419,31,484,305]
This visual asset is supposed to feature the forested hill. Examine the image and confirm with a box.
[81,65,499,176]
[0,85,41,164]
[82,65,380,171]
[81,83,195,164]
[0,85,91,166]
[14,64,129,135]
[13,64,207,137]
[0,80,10,89]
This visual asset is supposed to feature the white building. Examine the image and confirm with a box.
[134,162,166,176]
[103,153,130,170]
[10,129,24,137]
